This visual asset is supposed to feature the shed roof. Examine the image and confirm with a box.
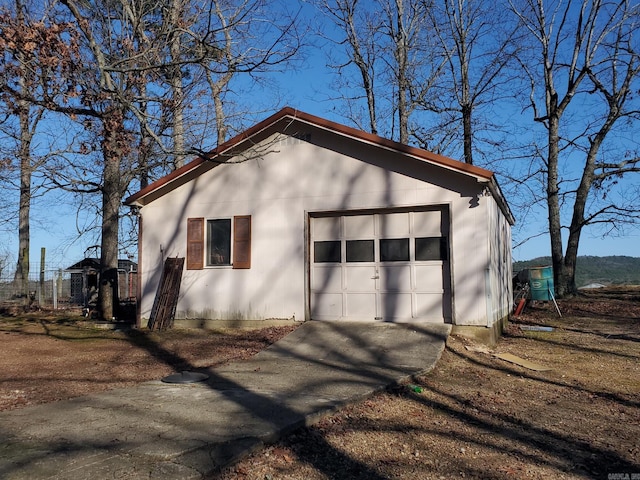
[66,258,138,272]
[125,107,514,224]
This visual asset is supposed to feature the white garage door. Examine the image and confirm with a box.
[310,210,451,323]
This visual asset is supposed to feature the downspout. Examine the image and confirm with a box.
[485,267,492,327]
[135,209,143,328]
[485,192,493,327]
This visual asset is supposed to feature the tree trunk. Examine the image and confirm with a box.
[561,124,608,296]
[137,82,151,190]
[395,0,409,144]
[348,15,377,135]
[169,0,185,169]
[14,117,31,302]
[13,20,33,303]
[97,116,124,320]
[546,113,567,297]
[461,103,473,164]
[213,91,227,146]
[456,15,473,165]
[561,165,592,297]
[15,164,31,302]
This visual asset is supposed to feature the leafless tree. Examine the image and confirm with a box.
[0,0,61,301]
[384,0,441,144]
[317,0,381,134]
[318,0,444,144]
[510,0,640,296]
[426,0,520,164]
[200,0,303,144]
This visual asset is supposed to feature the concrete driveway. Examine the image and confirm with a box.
[0,321,450,479]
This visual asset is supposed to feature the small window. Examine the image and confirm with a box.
[416,237,447,261]
[314,241,341,263]
[380,238,409,262]
[346,240,374,262]
[207,219,231,265]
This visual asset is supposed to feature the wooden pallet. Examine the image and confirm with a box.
[148,257,184,331]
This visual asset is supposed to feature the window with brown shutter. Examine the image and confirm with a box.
[186,217,204,270]
[233,215,251,269]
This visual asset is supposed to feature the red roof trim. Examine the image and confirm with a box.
[125,107,494,205]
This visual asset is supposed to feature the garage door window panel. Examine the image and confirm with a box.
[346,240,374,262]
[380,238,409,262]
[314,241,341,263]
[416,237,448,261]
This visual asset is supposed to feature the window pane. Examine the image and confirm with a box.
[416,237,447,261]
[346,240,374,262]
[207,219,231,265]
[380,238,409,262]
[314,241,341,263]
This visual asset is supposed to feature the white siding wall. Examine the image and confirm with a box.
[138,133,504,326]
[485,195,513,325]
[450,192,490,326]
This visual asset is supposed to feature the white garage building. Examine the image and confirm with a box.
[125,108,514,341]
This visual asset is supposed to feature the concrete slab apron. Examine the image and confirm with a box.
[0,322,450,480]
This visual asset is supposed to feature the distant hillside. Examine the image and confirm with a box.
[513,256,640,287]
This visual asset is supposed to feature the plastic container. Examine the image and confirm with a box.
[528,266,554,301]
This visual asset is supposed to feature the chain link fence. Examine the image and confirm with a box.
[0,260,138,316]
[0,264,73,309]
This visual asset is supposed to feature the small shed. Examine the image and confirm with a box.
[66,258,138,306]
[126,108,514,341]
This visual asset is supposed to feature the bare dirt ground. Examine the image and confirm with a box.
[1,287,639,480]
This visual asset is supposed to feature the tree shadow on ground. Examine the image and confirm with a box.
[122,327,391,479]
[451,335,640,409]
[394,382,638,477]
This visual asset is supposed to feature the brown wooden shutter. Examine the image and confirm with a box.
[233,215,251,269]
[186,217,204,270]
